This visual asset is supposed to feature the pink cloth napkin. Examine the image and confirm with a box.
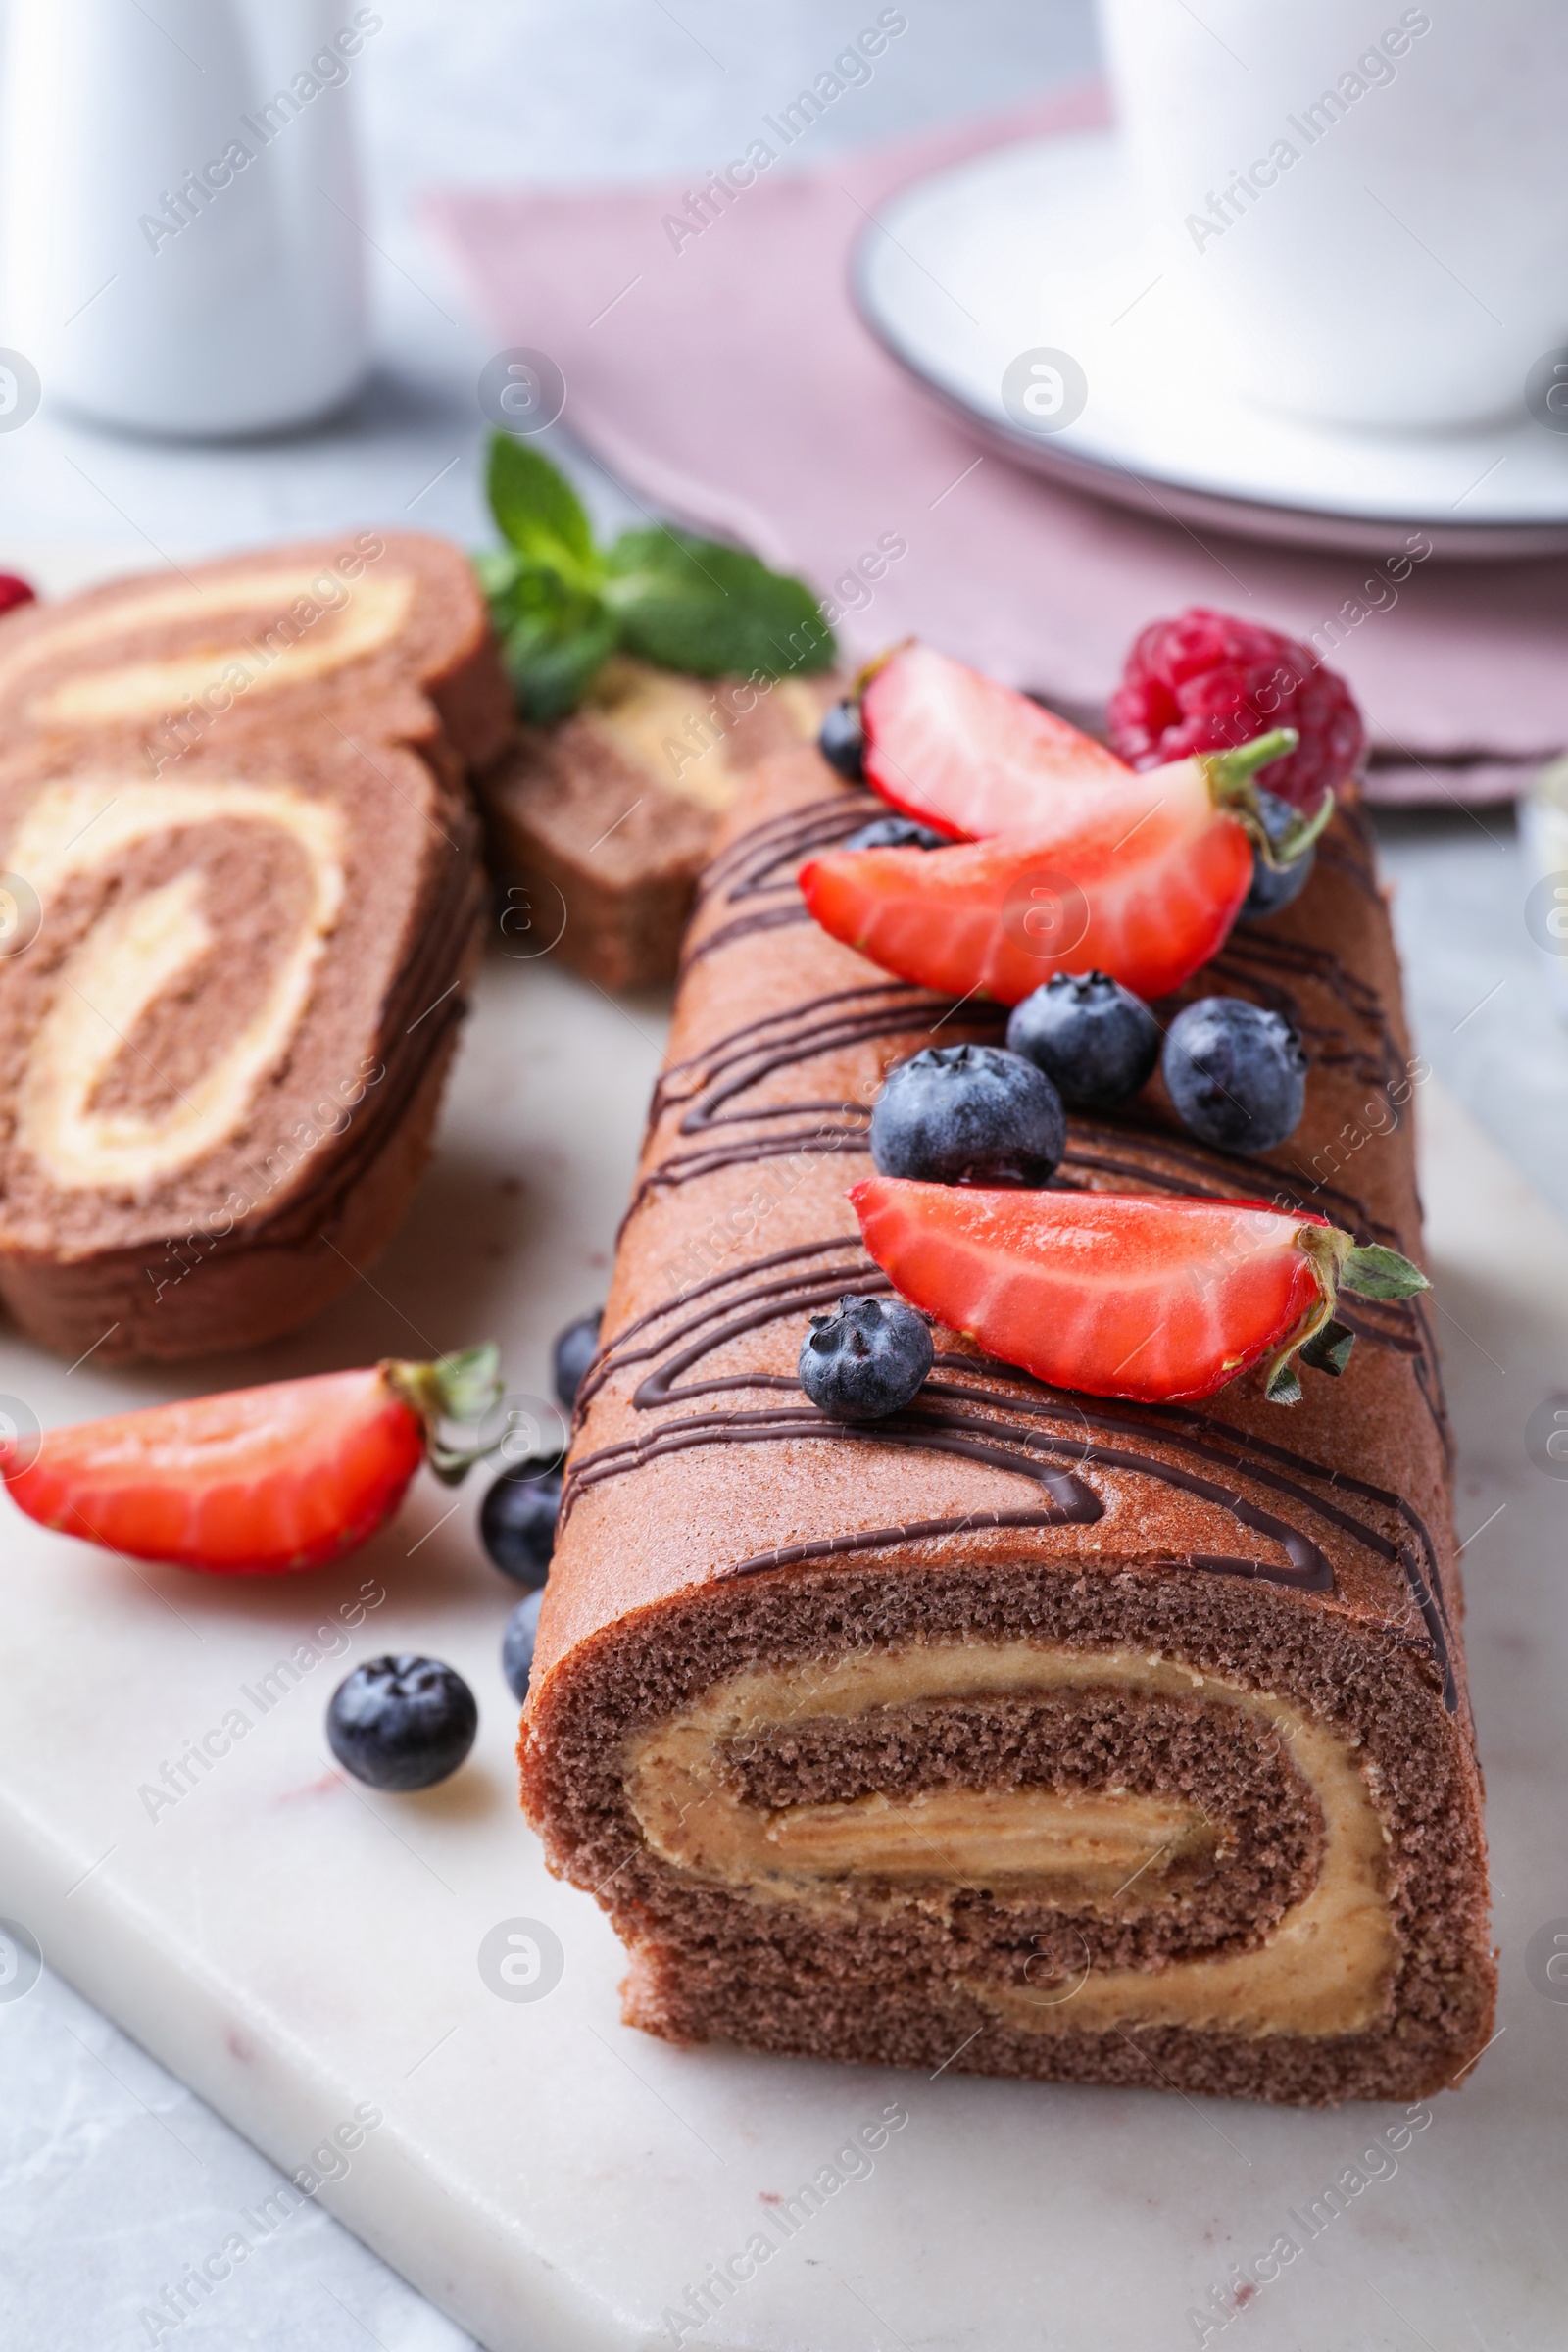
[425,88,1568,806]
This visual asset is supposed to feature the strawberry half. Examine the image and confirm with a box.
[861,643,1127,837]
[0,1348,506,1575]
[850,1179,1427,1405]
[804,729,1326,1005]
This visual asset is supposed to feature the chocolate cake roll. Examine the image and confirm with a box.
[477,659,836,990]
[520,747,1494,2107]
[0,531,513,775]
[0,533,508,1361]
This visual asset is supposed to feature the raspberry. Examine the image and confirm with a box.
[0,574,34,620]
[1107,607,1365,812]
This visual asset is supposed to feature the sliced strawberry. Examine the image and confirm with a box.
[0,1348,504,1575]
[804,730,1324,1004]
[849,1179,1427,1404]
[861,644,1127,838]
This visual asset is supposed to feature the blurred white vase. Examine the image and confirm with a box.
[0,0,372,437]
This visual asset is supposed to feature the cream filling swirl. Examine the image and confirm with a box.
[2,568,414,729]
[9,779,345,1192]
[625,1642,1395,2040]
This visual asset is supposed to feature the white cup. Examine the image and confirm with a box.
[0,0,370,438]
[1097,0,1568,430]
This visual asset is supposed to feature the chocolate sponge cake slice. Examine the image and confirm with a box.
[477,658,836,990]
[0,533,507,1362]
[0,530,514,776]
[520,748,1494,2107]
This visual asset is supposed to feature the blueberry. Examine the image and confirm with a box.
[503,1590,545,1703]
[326,1655,478,1791]
[1162,997,1306,1154]
[552,1308,602,1410]
[840,814,950,853]
[1005,971,1160,1110]
[818,698,864,781]
[870,1043,1065,1186]
[480,1456,562,1588]
[799,1294,933,1421]
[1241,788,1315,922]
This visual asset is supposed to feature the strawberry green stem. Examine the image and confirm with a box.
[1202,728,1335,871]
[1207,728,1298,792]
[1262,1228,1429,1404]
[382,1345,509,1484]
[1340,1241,1433,1299]
[851,641,909,703]
[1298,1317,1356,1377]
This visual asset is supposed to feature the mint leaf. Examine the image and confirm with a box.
[498,567,617,724]
[486,433,600,584]
[477,446,835,721]
[472,545,521,597]
[505,615,617,725]
[604,528,834,678]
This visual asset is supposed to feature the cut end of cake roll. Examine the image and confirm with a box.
[518,743,1494,2108]
[476,659,838,990]
[522,1431,1492,2106]
[0,533,507,1361]
[0,531,514,772]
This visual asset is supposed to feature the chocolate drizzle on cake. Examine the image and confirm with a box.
[632,918,1449,1447]
[567,1230,1454,1701]
[579,767,1460,1703]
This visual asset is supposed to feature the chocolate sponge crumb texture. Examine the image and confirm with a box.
[0,532,513,1362]
[521,748,1495,2107]
[476,658,839,991]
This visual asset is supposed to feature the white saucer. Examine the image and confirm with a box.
[854,132,1568,560]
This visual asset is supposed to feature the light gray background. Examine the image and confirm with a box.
[0,1,1560,2346]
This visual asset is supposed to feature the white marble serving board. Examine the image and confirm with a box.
[0,957,1565,2347]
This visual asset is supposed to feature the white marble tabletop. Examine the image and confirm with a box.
[0,2,1562,2347]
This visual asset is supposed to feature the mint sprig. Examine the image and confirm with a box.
[479,431,834,723]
